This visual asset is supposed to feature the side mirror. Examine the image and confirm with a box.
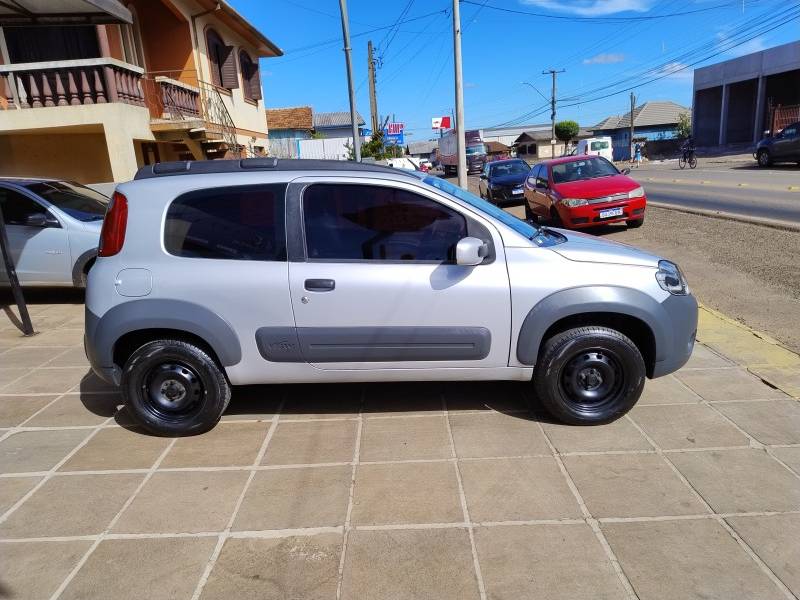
[536,180,548,190]
[24,213,49,227]
[456,236,488,266]
[621,167,631,175]
[479,173,487,179]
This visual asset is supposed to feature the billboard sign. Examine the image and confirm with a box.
[384,122,404,145]
[432,116,451,129]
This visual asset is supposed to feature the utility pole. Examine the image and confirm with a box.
[452,0,467,188]
[630,91,636,161]
[543,68,565,158]
[338,0,360,161]
[367,40,379,134]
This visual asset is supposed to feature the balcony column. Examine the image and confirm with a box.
[103,125,139,182]
[95,26,118,103]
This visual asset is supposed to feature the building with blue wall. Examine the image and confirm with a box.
[592,101,690,160]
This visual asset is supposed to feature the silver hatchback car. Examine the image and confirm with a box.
[0,179,106,287]
[85,159,697,435]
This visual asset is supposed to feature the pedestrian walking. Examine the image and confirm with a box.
[633,142,643,168]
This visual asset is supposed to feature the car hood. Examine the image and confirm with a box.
[490,173,527,186]
[548,228,661,267]
[553,174,640,199]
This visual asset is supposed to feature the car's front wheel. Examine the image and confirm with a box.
[757,149,771,167]
[532,326,645,425]
[121,339,231,436]
[627,217,644,228]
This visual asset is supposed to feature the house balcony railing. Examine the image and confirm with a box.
[0,58,145,110]
[142,75,201,121]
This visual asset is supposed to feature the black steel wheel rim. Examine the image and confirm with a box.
[141,361,205,421]
[558,348,625,415]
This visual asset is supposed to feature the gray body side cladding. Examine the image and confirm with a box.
[85,299,242,380]
[256,326,492,362]
[516,286,694,372]
[71,249,97,288]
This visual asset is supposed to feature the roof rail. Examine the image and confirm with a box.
[133,158,419,180]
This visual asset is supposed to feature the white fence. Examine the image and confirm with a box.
[297,136,358,160]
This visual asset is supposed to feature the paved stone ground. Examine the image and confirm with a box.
[1,298,800,600]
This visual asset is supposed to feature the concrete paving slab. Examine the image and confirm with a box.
[0,473,143,538]
[60,427,172,471]
[637,374,701,405]
[542,418,652,453]
[629,404,749,449]
[727,513,800,598]
[233,466,351,530]
[351,462,462,526]
[200,534,342,600]
[161,422,269,468]
[475,523,627,600]
[676,368,788,402]
[44,347,91,368]
[1,367,88,394]
[746,365,800,398]
[262,419,357,465]
[280,383,362,418]
[112,470,249,534]
[341,528,481,600]
[0,429,90,473]
[771,447,800,476]
[0,475,41,514]
[0,346,70,368]
[683,344,735,369]
[24,394,114,427]
[0,368,28,387]
[448,412,551,458]
[714,399,800,445]
[0,395,57,427]
[564,453,707,518]
[0,540,92,600]
[460,457,581,522]
[444,381,527,412]
[602,519,787,600]
[669,449,800,513]
[359,415,451,462]
[363,381,444,416]
[60,537,215,600]
[221,386,282,421]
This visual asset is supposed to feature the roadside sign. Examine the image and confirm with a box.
[432,116,451,129]
[384,122,404,145]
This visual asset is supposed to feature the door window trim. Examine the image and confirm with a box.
[287,178,496,265]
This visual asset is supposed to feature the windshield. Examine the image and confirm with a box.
[552,157,619,184]
[490,161,529,176]
[590,140,610,150]
[423,176,539,239]
[24,181,108,222]
[466,144,486,156]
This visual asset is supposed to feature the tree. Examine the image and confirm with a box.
[345,130,403,160]
[677,111,691,139]
[554,120,580,150]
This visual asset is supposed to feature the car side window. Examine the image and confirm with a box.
[527,165,540,187]
[782,126,797,138]
[164,184,287,261]
[302,183,467,262]
[0,187,47,225]
[536,166,549,188]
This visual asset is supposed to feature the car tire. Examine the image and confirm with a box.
[532,326,646,425]
[627,217,644,228]
[121,339,231,436]
[549,207,562,227]
[757,149,771,167]
[524,203,537,222]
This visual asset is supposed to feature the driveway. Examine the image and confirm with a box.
[1,294,799,599]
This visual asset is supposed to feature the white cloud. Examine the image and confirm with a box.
[653,61,693,81]
[521,0,653,17]
[583,53,625,64]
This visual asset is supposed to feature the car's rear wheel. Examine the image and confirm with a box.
[532,326,645,424]
[121,339,230,436]
[757,149,771,167]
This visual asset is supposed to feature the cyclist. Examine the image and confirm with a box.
[680,136,695,161]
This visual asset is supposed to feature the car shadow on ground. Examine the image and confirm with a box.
[76,377,556,437]
[730,163,800,171]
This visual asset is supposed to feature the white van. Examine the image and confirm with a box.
[576,137,613,162]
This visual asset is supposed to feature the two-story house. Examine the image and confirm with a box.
[0,0,281,183]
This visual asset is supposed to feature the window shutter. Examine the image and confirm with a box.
[220,45,239,89]
[249,62,262,100]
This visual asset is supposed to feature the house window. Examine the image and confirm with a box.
[120,5,146,68]
[206,28,238,90]
[239,50,262,102]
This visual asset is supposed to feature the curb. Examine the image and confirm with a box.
[648,201,800,233]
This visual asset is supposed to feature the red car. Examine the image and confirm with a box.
[523,155,646,229]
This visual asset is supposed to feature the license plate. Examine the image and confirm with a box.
[599,207,624,219]
[512,187,523,195]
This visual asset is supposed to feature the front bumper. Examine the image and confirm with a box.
[559,197,646,228]
[651,292,698,378]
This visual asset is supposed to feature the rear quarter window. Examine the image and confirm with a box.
[164,184,287,261]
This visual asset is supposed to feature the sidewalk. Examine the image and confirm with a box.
[0,300,799,600]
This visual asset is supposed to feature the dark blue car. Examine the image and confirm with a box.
[478,159,531,206]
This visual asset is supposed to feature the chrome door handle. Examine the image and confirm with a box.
[304,278,335,292]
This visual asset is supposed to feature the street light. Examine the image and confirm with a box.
[520,81,549,103]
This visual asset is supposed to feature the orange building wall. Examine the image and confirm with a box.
[131,0,196,84]
[0,133,114,183]
[106,25,125,61]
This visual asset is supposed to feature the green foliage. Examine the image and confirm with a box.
[345,130,404,160]
[554,120,580,144]
[677,112,692,139]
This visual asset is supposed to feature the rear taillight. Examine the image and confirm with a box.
[98,191,128,257]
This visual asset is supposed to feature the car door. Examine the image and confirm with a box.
[285,176,511,371]
[479,163,490,196]
[529,165,552,217]
[0,186,71,284]
[523,164,541,216]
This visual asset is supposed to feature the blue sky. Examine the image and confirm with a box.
[230,0,798,140]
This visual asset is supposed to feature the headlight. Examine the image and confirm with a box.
[628,186,645,199]
[656,260,689,295]
[562,198,588,207]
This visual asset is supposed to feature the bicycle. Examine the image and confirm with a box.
[678,148,697,169]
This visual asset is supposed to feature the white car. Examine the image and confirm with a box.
[575,137,614,162]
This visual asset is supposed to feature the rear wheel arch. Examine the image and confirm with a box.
[516,286,667,377]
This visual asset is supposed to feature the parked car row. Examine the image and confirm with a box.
[479,155,646,229]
